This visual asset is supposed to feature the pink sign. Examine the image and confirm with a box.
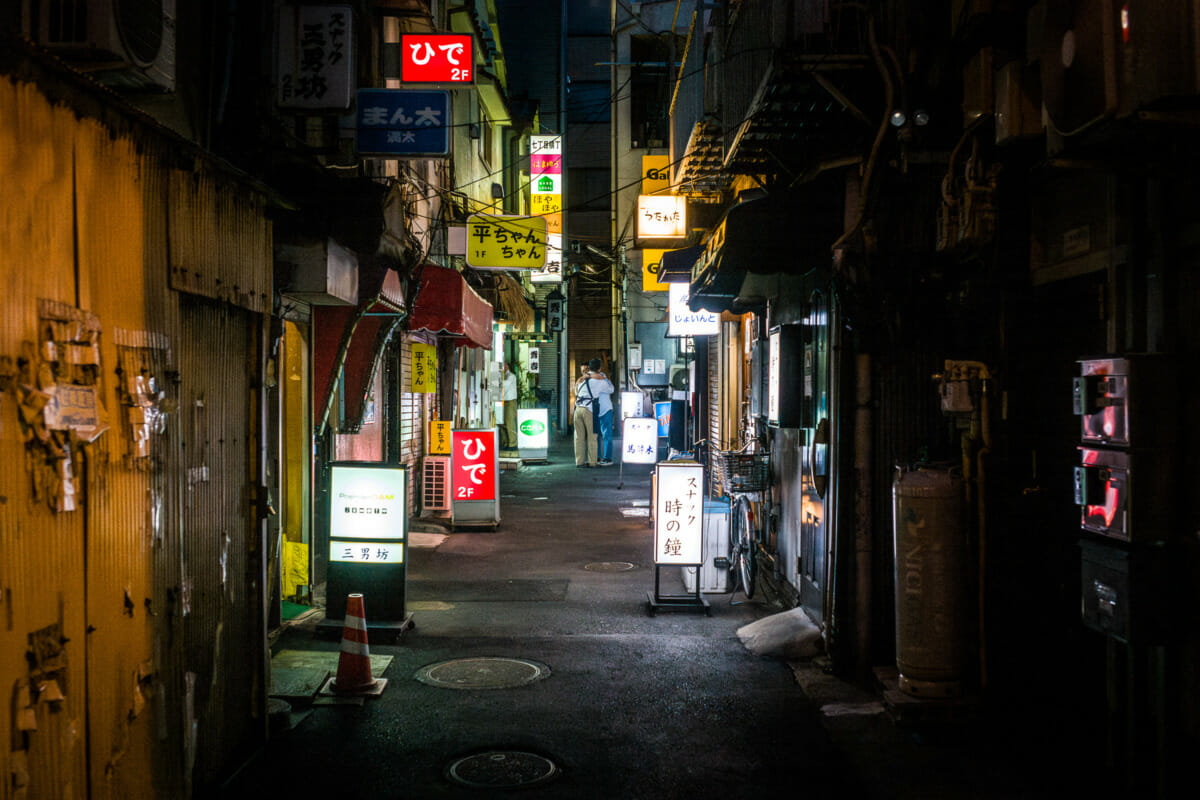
[531,153,561,174]
[400,34,473,83]
[452,429,496,501]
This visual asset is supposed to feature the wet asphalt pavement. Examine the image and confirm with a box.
[216,437,1094,800]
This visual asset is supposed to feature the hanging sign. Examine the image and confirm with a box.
[529,347,540,373]
[654,462,704,565]
[278,5,354,109]
[466,214,547,269]
[667,283,719,337]
[637,195,687,239]
[621,417,659,464]
[400,33,473,83]
[356,89,450,156]
[412,343,436,392]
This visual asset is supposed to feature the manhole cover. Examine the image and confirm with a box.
[447,751,559,789]
[584,561,636,572]
[415,657,550,689]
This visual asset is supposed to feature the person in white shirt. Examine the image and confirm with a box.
[501,362,519,450]
[584,358,615,465]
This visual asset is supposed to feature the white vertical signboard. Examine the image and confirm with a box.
[654,462,704,565]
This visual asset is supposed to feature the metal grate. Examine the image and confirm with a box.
[422,456,450,512]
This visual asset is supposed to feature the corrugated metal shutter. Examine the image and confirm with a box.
[708,334,722,497]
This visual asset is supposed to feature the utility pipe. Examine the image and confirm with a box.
[854,353,872,681]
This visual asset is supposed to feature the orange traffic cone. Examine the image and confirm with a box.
[329,594,386,696]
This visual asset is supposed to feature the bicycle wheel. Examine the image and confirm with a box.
[727,495,743,591]
[736,496,757,598]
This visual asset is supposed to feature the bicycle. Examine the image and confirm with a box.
[714,443,771,599]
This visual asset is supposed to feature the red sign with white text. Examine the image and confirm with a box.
[452,429,496,501]
[401,34,473,83]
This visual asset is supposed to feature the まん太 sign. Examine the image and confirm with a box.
[400,34,473,83]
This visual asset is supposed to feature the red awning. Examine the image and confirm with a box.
[407,265,493,349]
[313,268,406,435]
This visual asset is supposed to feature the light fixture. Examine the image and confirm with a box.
[913,109,930,127]
[890,110,907,127]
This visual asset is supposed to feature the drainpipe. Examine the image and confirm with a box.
[854,353,872,681]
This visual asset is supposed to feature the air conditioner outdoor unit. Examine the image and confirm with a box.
[422,456,451,515]
[1040,0,1199,138]
[37,0,177,92]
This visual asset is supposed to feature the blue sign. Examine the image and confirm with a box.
[655,401,671,438]
[356,89,450,156]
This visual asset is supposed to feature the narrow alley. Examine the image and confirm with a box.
[219,438,1096,799]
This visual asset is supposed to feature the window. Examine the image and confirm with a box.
[629,35,684,149]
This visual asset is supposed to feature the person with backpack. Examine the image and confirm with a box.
[584,358,615,465]
[573,365,598,467]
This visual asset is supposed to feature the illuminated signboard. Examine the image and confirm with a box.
[654,462,704,565]
[642,154,671,194]
[452,429,496,501]
[621,391,643,419]
[330,465,407,541]
[666,283,719,338]
[356,89,450,156]
[400,34,473,83]
[637,195,687,239]
[768,329,781,425]
[530,134,562,282]
[621,417,659,464]
[466,214,548,270]
[517,408,549,451]
[331,542,405,564]
[642,248,669,292]
[533,233,563,284]
[655,401,671,437]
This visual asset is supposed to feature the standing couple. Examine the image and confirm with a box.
[573,358,614,467]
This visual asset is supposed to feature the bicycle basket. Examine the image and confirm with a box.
[715,452,770,493]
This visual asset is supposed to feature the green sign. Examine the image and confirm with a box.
[519,419,546,436]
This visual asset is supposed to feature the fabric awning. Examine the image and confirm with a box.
[658,245,703,283]
[407,265,494,349]
[688,180,842,312]
[313,266,406,435]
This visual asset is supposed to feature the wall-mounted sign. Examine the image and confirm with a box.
[412,343,436,392]
[466,214,548,269]
[621,417,659,464]
[529,347,540,373]
[654,462,704,565]
[642,155,671,194]
[642,248,669,292]
[547,296,564,331]
[533,233,562,284]
[356,89,450,156]
[400,34,473,83]
[430,421,451,454]
[667,283,719,337]
[278,5,353,109]
[637,195,687,239]
[452,429,496,501]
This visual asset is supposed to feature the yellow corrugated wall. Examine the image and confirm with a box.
[1,71,271,800]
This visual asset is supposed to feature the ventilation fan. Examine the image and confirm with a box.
[1040,0,1119,136]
